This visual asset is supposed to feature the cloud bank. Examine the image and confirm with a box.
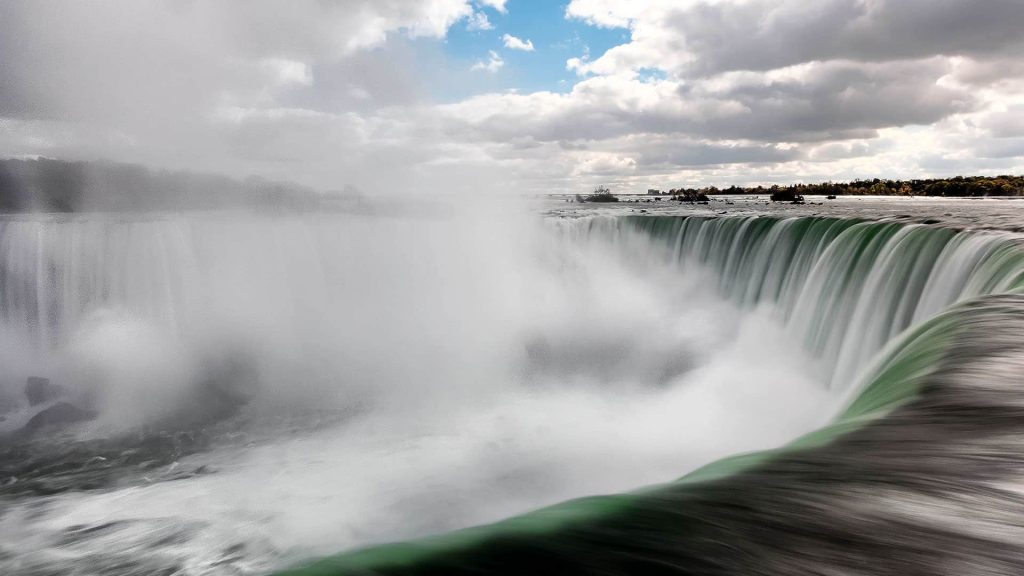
[0,0,1022,194]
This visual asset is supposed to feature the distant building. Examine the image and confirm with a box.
[647,189,663,195]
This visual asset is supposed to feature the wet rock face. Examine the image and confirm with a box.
[5,363,254,439]
[0,393,17,415]
[23,402,98,433]
[25,377,66,407]
[9,377,96,437]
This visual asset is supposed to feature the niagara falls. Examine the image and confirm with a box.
[4,1,1024,575]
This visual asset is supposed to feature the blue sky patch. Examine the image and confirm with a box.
[440,0,629,98]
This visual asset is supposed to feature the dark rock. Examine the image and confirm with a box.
[0,393,17,414]
[827,195,837,200]
[673,190,710,203]
[581,186,618,203]
[25,376,66,406]
[23,402,97,433]
[923,219,942,225]
[770,190,804,203]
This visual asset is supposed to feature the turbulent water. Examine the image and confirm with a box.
[3,199,1024,575]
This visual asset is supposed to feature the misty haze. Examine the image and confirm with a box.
[3,2,1024,576]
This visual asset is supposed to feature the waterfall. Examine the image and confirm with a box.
[6,211,1024,576]
[271,220,1024,576]
[564,215,1024,388]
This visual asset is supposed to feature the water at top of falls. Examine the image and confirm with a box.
[3,198,1024,575]
[607,212,1024,389]
[541,193,1024,234]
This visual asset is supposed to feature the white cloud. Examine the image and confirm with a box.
[565,0,690,29]
[466,11,493,31]
[477,0,508,14]
[502,34,535,52]
[260,58,313,87]
[572,152,637,176]
[472,50,505,73]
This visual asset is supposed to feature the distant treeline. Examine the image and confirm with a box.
[664,176,1024,198]
[0,158,355,212]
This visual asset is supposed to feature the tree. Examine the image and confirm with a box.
[584,185,619,203]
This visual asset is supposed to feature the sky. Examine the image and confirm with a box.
[1,0,1023,195]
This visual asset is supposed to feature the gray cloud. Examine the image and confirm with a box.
[807,140,880,162]
[439,58,972,147]
[0,0,483,191]
[0,0,1022,194]
[704,59,974,142]
[671,0,1024,76]
[634,140,801,169]
[976,138,1024,160]
[982,106,1024,139]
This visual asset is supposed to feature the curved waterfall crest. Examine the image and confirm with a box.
[562,215,1024,389]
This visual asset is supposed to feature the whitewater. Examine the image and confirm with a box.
[3,196,1024,575]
